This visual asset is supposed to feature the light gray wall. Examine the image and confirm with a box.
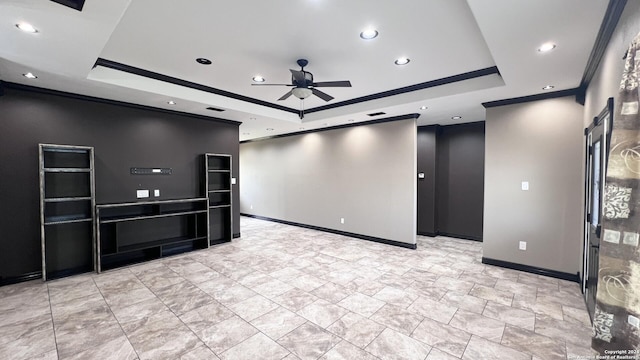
[240,119,417,245]
[584,1,640,127]
[484,96,584,274]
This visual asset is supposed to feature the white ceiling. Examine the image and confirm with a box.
[0,0,609,141]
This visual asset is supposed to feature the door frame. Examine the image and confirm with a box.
[582,97,614,311]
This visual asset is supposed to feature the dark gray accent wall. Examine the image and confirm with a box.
[436,122,485,240]
[0,86,239,280]
[416,126,438,235]
[416,122,485,241]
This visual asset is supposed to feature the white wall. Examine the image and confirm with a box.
[240,119,417,245]
[484,96,585,274]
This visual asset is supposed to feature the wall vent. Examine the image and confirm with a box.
[367,111,386,117]
[50,0,85,11]
[206,107,225,112]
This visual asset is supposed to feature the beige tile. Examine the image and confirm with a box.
[449,309,505,343]
[320,340,377,360]
[337,293,385,317]
[534,314,592,348]
[220,333,289,360]
[250,277,295,299]
[427,348,463,360]
[311,282,353,303]
[433,276,475,293]
[440,291,487,314]
[562,305,591,327]
[251,307,307,340]
[228,295,279,321]
[408,296,458,324]
[179,301,235,335]
[411,317,471,358]
[197,315,259,354]
[370,304,423,335]
[462,335,529,360]
[501,325,566,360]
[273,288,319,312]
[326,312,385,349]
[63,334,137,360]
[482,301,535,331]
[511,294,563,320]
[277,322,341,360]
[179,345,220,360]
[469,284,514,306]
[365,328,431,360]
[373,286,418,308]
[154,280,215,316]
[297,299,349,328]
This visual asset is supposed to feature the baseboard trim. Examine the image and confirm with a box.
[417,231,437,237]
[241,213,417,250]
[0,271,42,287]
[437,231,482,242]
[233,233,241,239]
[482,257,580,283]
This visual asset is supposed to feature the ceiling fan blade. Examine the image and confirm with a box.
[290,69,307,86]
[312,80,352,88]
[312,88,334,102]
[251,83,294,86]
[278,90,294,101]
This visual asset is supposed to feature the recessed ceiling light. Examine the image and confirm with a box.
[451,116,462,120]
[542,85,555,90]
[419,106,428,110]
[252,75,265,82]
[537,42,556,53]
[167,100,176,105]
[22,72,37,79]
[16,23,38,33]
[394,57,410,66]
[196,58,212,65]
[360,29,378,40]
[266,128,274,131]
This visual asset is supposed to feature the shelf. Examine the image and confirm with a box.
[45,215,92,225]
[208,190,230,193]
[208,169,230,172]
[100,209,207,224]
[114,236,208,254]
[97,197,207,208]
[45,197,92,203]
[43,168,91,173]
[209,205,231,209]
[42,147,91,154]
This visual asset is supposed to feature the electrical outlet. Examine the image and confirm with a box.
[231,177,237,185]
[521,181,529,191]
[154,189,160,197]
[136,189,149,198]
[519,241,527,250]
[340,218,345,224]
[250,205,253,210]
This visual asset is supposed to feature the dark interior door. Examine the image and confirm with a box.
[584,120,605,320]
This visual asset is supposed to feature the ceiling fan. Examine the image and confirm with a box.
[252,59,352,103]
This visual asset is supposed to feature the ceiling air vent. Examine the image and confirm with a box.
[50,0,85,11]
[206,107,225,112]
[367,111,386,117]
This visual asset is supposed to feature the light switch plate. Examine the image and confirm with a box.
[154,189,160,197]
[231,177,237,185]
[519,241,527,250]
[521,181,529,191]
[136,189,149,198]
[418,173,425,179]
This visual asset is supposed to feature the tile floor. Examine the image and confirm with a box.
[0,217,598,360]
